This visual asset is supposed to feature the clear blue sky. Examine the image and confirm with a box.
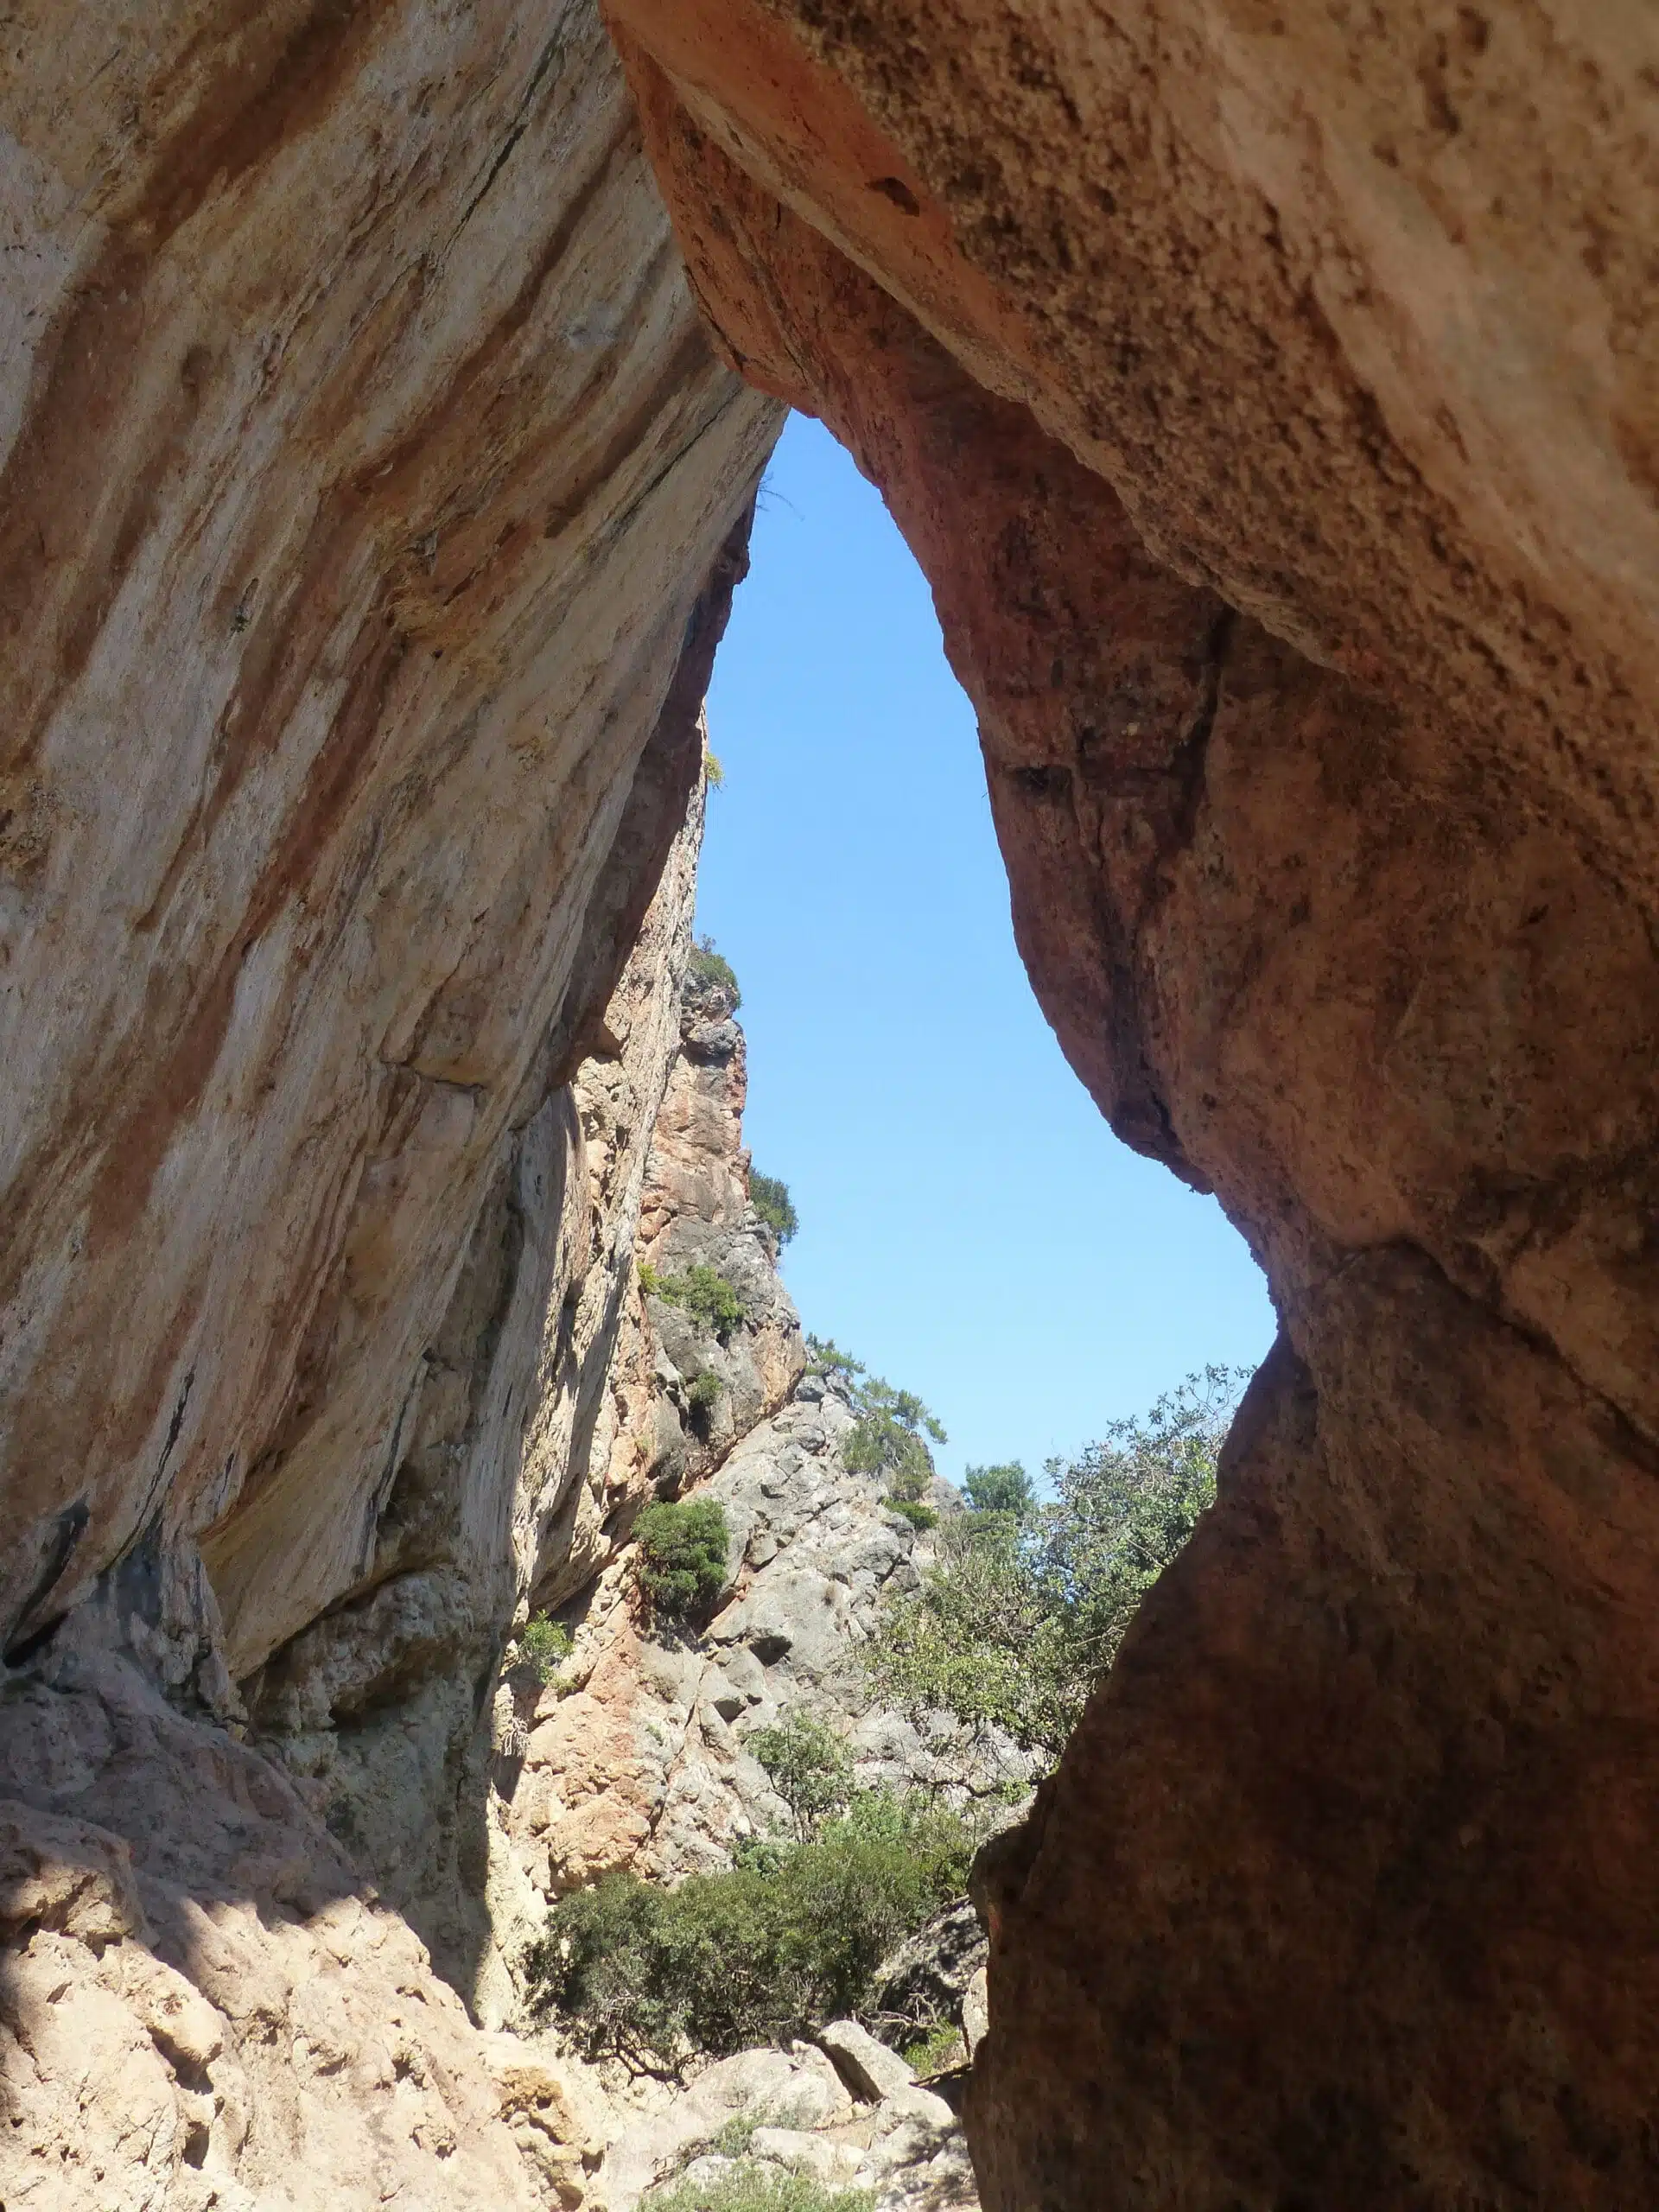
[698,413,1275,1484]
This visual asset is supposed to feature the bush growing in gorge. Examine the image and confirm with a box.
[524,1787,978,2073]
[687,934,741,1007]
[749,1170,798,1249]
[641,1262,748,1340]
[517,1613,573,1686]
[865,1368,1245,1762]
[636,1499,731,1620]
[747,1707,853,1838]
[649,2165,871,2212]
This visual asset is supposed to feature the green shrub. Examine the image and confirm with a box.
[687,935,741,1008]
[687,1370,722,1420]
[963,1462,1035,1520]
[648,2163,872,2212]
[518,1614,573,1686]
[637,1499,731,1619]
[642,1262,747,1342]
[524,1789,976,2071]
[900,2021,966,2075]
[703,750,726,791]
[749,1172,798,1249]
[747,1708,852,1838]
[804,1336,865,1386]
[865,1368,1246,1762]
[885,1497,938,1532]
[843,1377,946,1504]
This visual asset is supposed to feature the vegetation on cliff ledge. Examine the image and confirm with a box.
[636,1498,732,1620]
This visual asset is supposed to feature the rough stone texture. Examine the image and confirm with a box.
[241,795,712,2021]
[597,2036,977,2212]
[506,1373,1032,1894]
[0,0,781,1698]
[0,1649,601,2211]
[636,965,804,1479]
[597,10,1659,2207]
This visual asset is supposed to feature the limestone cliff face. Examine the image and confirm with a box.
[597,11,1659,2207]
[497,979,1029,1902]
[0,0,781,1697]
[0,4,784,2203]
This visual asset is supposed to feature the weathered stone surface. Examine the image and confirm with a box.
[595,10,1659,2206]
[0,0,780,1696]
[510,1375,1032,1892]
[241,797,711,2019]
[0,1651,572,2210]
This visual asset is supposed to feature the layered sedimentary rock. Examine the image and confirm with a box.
[598,10,1659,2206]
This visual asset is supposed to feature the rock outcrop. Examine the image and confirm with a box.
[594,10,1659,2207]
[599,2031,977,2212]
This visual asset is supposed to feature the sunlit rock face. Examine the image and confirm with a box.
[0,2,779,1677]
[606,9,1659,2205]
[0,3,780,2201]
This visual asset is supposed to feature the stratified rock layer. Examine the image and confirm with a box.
[602,10,1659,2206]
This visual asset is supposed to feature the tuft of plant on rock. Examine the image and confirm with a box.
[517,1613,573,1686]
[687,1370,722,1422]
[747,1707,853,1839]
[884,1496,938,1533]
[523,1788,978,2074]
[748,1171,798,1249]
[864,1368,1245,1763]
[636,1498,731,1620]
[842,1376,946,1505]
[687,934,741,1008]
[642,1261,748,1342]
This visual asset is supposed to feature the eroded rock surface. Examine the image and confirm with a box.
[598,10,1659,2206]
[0,0,780,1695]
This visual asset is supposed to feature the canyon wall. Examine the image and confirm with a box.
[603,9,1659,2207]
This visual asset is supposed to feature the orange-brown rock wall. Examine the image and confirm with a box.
[607,10,1659,2206]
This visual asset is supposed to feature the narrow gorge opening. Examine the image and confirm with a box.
[697,412,1274,1481]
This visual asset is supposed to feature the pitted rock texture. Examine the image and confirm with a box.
[601,11,1659,2207]
[0,0,781,1694]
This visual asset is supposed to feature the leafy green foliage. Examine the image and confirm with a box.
[636,1499,731,1620]
[524,1789,978,2072]
[687,935,741,1008]
[900,2021,967,2075]
[842,1376,946,1504]
[687,1370,722,1421]
[749,1172,798,1249]
[518,1614,573,1686]
[804,1336,865,1385]
[747,1708,853,1838]
[703,750,726,791]
[648,2164,872,2212]
[865,1369,1245,1762]
[963,1462,1035,1520]
[885,1497,938,1532]
[642,1262,748,1341]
